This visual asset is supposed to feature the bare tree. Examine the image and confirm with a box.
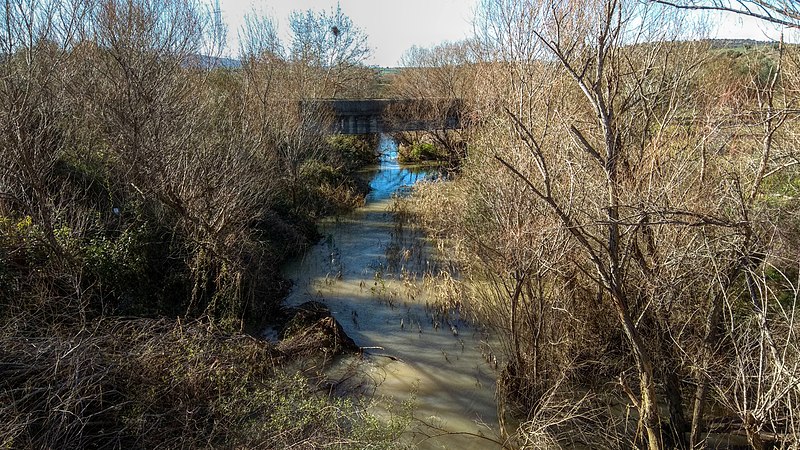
[440,0,800,447]
[388,41,476,165]
[0,0,95,321]
[475,1,711,447]
[79,0,281,322]
[239,10,339,213]
[288,3,372,98]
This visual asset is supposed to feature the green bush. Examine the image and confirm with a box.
[300,159,343,186]
[327,134,380,170]
[398,142,447,163]
[297,160,369,217]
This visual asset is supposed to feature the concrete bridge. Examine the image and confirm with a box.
[301,98,463,134]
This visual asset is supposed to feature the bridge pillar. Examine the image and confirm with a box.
[358,116,367,134]
[370,116,378,133]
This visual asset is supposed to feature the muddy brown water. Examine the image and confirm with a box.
[273,135,503,449]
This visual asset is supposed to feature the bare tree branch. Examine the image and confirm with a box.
[649,0,800,28]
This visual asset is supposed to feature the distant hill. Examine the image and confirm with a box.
[187,54,242,69]
[703,38,777,49]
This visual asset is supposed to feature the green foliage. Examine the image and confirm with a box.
[398,142,448,163]
[705,45,782,96]
[294,159,369,218]
[301,159,343,186]
[251,372,410,449]
[327,134,380,170]
[762,172,800,199]
[82,226,151,306]
[0,216,49,269]
[728,48,779,87]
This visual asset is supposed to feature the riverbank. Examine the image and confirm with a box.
[0,131,395,448]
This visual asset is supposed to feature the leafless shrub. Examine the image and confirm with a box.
[387,41,477,165]
[401,0,800,448]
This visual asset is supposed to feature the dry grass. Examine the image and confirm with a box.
[0,317,408,449]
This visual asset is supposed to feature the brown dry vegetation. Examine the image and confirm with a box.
[0,0,402,447]
[0,317,410,449]
[401,0,800,448]
[386,41,478,169]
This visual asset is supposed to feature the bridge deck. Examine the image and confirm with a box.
[301,98,463,134]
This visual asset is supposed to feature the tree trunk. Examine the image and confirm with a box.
[613,297,663,450]
[602,101,663,450]
[691,263,745,448]
[665,366,689,449]
[690,379,709,448]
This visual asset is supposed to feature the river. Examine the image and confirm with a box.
[277,134,502,449]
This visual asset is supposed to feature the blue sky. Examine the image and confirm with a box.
[217,0,793,67]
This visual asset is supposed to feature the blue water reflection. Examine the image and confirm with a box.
[365,134,439,203]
